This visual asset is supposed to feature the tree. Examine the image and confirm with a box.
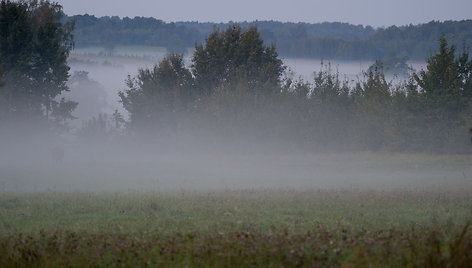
[414,35,461,101]
[0,0,75,125]
[76,113,109,142]
[191,25,284,94]
[308,63,351,150]
[65,71,109,122]
[413,35,472,117]
[50,97,78,131]
[368,53,411,77]
[119,53,193,132]
[351,64,393,151]
[413,35,472,152]
[103,43,115,56]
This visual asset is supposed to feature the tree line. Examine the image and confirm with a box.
[2,1,472,154]
[117,28,472,153]
[68,15,472,60]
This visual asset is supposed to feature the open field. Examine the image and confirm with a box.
[1,188,472,266]
[1,153,472,266]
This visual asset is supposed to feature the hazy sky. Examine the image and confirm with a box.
[57,0,471,27]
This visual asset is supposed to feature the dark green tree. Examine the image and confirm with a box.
[0,0,75,125]
[192,25,284,94]
[413,35,472,152]
[414,35,462,107]
[119,53,193,131]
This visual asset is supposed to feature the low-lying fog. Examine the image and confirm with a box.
[66,47,426,123]
[1,126,471,193]
[4,47,463,194]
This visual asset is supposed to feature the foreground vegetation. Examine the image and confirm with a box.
[1,189,471,266]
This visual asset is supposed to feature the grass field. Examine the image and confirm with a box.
[1,152,472,266]
[1,188,472,266]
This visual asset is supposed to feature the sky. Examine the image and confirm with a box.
[56,0,471,28]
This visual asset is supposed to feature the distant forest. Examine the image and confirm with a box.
[68,15,472,60]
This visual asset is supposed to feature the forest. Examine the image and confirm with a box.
[113,30,472,154]
[69,14,472,60]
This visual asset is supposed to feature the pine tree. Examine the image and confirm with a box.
[413,34,472,152]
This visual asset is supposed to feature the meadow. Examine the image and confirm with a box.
[1,186,472,266]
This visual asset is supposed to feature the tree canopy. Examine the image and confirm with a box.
[119,25,285,134]
[0,0,75,128]
[119,53,193,132]
[192,25,284,94]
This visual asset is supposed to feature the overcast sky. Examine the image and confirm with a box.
[56,0,471,27]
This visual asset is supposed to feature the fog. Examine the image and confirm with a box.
[283,58,426,82]
[66,47,426,123]
[2,48,470,194]
[66,47,166,118]
[1,127,471,193]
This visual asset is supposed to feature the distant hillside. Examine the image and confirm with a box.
[67,15,472,60]
[369,20,472,59]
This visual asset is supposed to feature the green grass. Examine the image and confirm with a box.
[1,190,471,234]
[1,189,472,266]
